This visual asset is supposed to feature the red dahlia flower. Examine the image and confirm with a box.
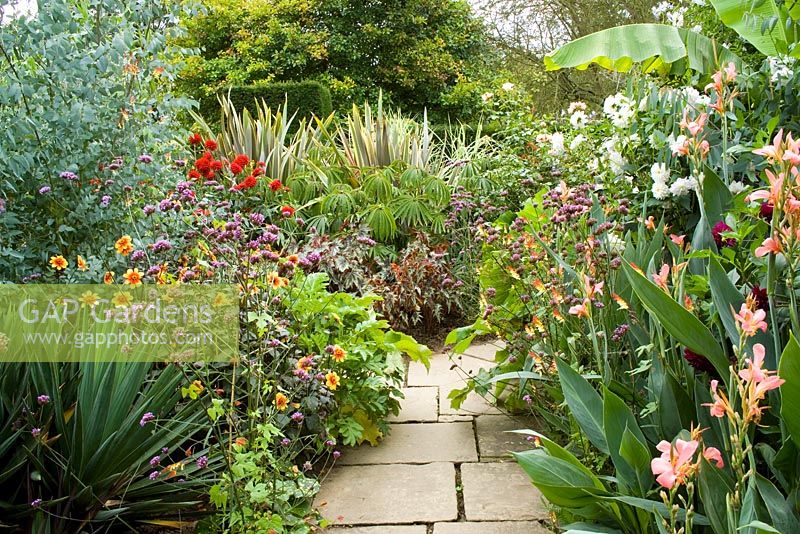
[269,179,282,192]
[188,133,203,145]
[281,205,295,217]
[205,139,218,150]
[233,175,257,191]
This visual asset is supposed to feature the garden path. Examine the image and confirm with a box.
[314,342,553,533]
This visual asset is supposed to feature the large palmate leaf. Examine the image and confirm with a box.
[709,0,799,57]
[544,24,742,74]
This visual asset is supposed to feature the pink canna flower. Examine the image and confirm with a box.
[747,169,784,207]
[703,447,725,468]
[753,129,784,162]
[782,133,800,164]
[753,375,785,401]
[651,439,700,489]
[651,264,670,292]
[568,298,590,318]
[734,303,768,337]
[582,274,604,299]
[739,343,768,383]
[680,109,708,137]
[706,70,724,95]
[669,234,686,246]
[724,61,737,82]
[755,236,783,257]
[698,139,711,157]
[705,380,729,418]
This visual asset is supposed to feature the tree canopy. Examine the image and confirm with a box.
[180,0,492,113]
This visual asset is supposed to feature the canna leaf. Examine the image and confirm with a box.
[622,262,729,383]
[556,358,608,454]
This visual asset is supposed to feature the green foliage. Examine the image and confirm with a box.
[709,0,800,57]
[369,236,472,333]
[282,271,431,445]
[179,0,492,113]
[199,81,333,124]
[0,0,195,280]
[0,362,217,531]
[192,95,331,182]
[544,23,742,75]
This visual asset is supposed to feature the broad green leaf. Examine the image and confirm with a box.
[384,331,432,368]
[562,524,623,534]
[622,262,729,383]
[778,334,800,448]
[545,24,742,74]
[511,430,607,493]
[603,387,648,495]
[737,522,781,534]
[697,456,734,534]
[709,0,791,56]
[708,256,743,346]
[606,496,710,526]
[513,451,611,514]
[556,359,609,454]
[755,474,800,533]
[619,428,654,494]
[488,371,550,383]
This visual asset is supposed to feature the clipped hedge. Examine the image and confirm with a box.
[199,81,333,123]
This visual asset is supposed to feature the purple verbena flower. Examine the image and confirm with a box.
[140,412,155,427]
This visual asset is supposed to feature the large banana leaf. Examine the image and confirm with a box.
[709,0,798,57]
[545,24,742,74]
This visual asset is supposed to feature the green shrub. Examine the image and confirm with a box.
[199,81,333,123]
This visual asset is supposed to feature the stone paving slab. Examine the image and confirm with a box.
[338,423,478,464]
[387,387,438,423]
[438,414,474,423]
[329,526,427,533]
[314,463,458,525]
[462,341,506,362]
[461,462,548,521]
[434,521,551,534]
[407,353,493,387]
[475,415,538,459]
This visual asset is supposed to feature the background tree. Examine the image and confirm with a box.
[179,0,493,114]
[472,0,659,107]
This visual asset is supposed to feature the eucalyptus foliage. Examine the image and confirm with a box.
[0,0,196,281]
